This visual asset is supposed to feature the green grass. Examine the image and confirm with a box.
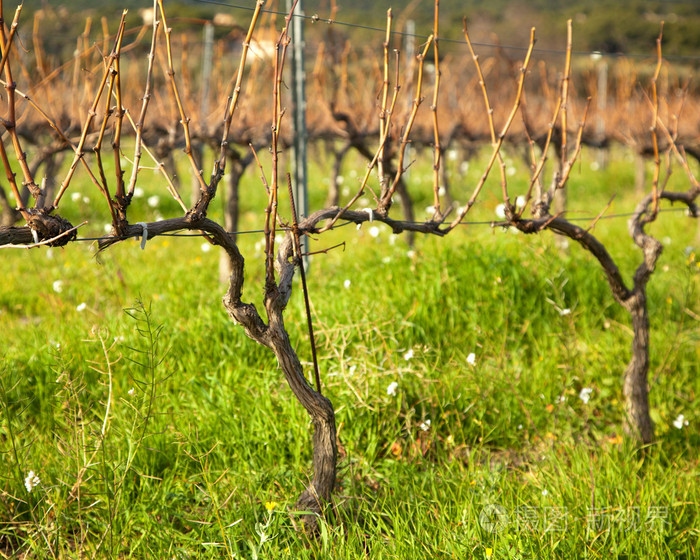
[1,146,699,558]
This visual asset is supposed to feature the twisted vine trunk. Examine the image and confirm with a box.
[222,299,337,532]
[95,208,451,533]
[219,223,338,532]
[101,217,337,531]
[270,330,337,528]
[520,210,662,444]
[623,293,654,443]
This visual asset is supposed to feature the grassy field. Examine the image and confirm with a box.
[1,146,699,558]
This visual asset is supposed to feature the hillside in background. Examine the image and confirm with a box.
[23,0,700,59]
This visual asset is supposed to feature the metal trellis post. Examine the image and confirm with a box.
[288,0,309,268]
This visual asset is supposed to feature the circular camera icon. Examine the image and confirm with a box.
[479,504,508,533]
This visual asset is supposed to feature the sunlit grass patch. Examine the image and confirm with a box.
[1,146,699,557]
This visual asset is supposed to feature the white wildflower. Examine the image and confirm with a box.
[71,192,82,202]
[52,280,63,293]
[559,308,571,316]
[76,302,87,312]
[495,203,507,219]
[673,414,689,430]
[147,195,160,208]
[579,387,593,404]
[133,187,145,198]
[516,195,526,209]
[403,348,414,361]
[24,471,41,493]
[369,226,380,238]
[467,352,476,366]
[420,419,431,432]
[425,205,435,214]
[406,250,416,259]
[82,196,90,204]
[201,242,212,253]
[104,223,113,233]
[343,279,351,289]
[541,489,548,496]
[387,381,399,396]
[128,388,135,396]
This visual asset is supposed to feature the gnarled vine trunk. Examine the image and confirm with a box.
[623,293,654,443]
[269,330,337,529]
[220,224,338,532]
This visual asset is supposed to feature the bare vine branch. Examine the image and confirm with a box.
[447,27,537,231]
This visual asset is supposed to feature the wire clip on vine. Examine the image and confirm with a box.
[136,222,149,250]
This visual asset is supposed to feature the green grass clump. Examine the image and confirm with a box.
[1,146,699,558]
